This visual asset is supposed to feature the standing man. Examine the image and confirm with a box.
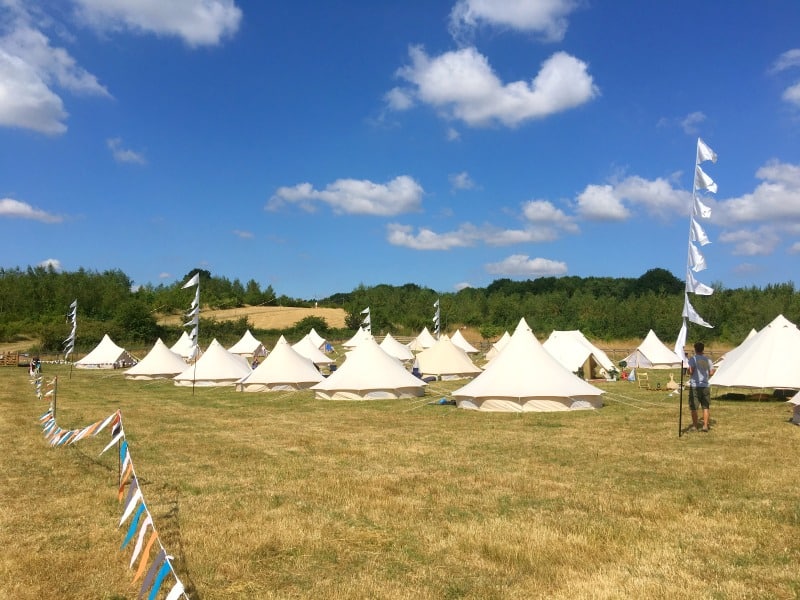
[688,342,714,432]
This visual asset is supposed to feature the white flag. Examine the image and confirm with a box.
[688,242,707,272]
[360,307,370,314]
[694,165,717,194]
[686,269,714,295]
[433,299,439,308]
[182,273,200,288]
[674,319,688,366]
[683,294,713,328]
[693,195,712,219]
[696,138,717,164]
[690,217,711,246]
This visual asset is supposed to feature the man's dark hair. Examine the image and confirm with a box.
[694,342,705,353]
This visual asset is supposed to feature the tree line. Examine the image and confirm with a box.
[1,265,798,353]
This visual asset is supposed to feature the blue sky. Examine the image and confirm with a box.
[2,0,800,300]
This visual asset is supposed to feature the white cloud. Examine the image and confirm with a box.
[782,82,800,107]
[719,228,780,256]
[614,175,690,218]
[72,0,242,47]
[521,199,578,232]
[107,137,146,164]
[38,258,62,270]
[233,229,253,239]
[446,127,460,141]
[268,175,424,216]
[0,197,62,222]
[393,46,598,128]
[387,223,478,250]
[0,21,110,134]
[485,254,567,276]
[680,111,706,135]
[575,184,629,221]
[770,49,800,73]
[449,0,578,43]
[454,281,472,291]
[159,272,171,279]
[715,160,800,224]
[449,171,475,191]
[387,221,563,251]
[788,242,800,254]
[384,86,414,110]
[575,176,689,221]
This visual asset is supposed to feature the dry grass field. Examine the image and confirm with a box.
[1,360,798,599]
[157,306,348,330]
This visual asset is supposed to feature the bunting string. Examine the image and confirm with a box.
[33,375,189,599]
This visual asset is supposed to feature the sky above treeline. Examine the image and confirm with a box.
[2,0,800,300]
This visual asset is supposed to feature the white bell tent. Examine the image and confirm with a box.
[709,314,800,389]
[311,337,426,400]
[227,329,268,358]
[622,330,682,369]
[453,318,604,412]
[75,334,135,369]
[124,338,187,380]
[543,330,615,380]
[415,335,482,380]
[379,333,415,362]
[237,336,324,392]
[173,339,251,387]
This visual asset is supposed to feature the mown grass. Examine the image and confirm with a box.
[1,364,798,599]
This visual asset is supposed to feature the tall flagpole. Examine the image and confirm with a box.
[676,138,717,436]
[64,299,77,380]
[182,273,201,395]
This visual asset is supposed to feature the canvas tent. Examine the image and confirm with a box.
[311,337,426,400]
[173,339,251,387]
[450,329,479,354]
[124,338,187,380]
[227,330,268,358]
[709,314,800,389]
[237,335,323,392]
[293,336,336,367]
[407,327,437,352]
[543,330,615,380]
[622,330,682,369]
[379,333,415,362]
[307,328,327,350]
[343,327,373,348]
[415,335,482,380]
[713,328,757,368]
[75,334,135,369]
[484,331,511,361]
[170,331,200,360]
[453,318,604,412]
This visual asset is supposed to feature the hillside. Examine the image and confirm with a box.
[158,305,348,330]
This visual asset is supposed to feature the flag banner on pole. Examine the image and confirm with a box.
[686,269,714,295]
[688,242,707,272]
[674,319,688,366]
[693,195,712,219]
[694,165,718,194]
[690,217,711,246]
[696,138,717,164]
[360,307,370,314]
[683,294,713,328]
[181,273,199,288]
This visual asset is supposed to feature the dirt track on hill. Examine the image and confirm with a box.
[158,306,347,329]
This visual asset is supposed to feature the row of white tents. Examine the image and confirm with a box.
[72,314,800,411]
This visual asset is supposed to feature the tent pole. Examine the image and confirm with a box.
[678,363,685,437]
